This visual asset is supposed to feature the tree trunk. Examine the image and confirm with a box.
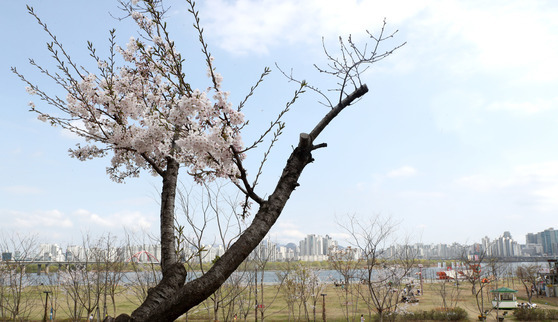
[160,156,180,271]
[114,157,187,321]
[136,133,315,321]
[111,85,369,322]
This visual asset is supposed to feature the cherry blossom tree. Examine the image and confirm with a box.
[13,0,403,320]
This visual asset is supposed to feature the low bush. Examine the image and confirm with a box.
[371,307,468,321]
[513,307,558,320]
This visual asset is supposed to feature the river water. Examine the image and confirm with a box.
[15,261,549,286]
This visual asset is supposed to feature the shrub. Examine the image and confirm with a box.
[373,307,468,321]
[513,308,558,321]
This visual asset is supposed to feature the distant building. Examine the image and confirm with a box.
[201,244,225,263]
[66,245,86,261]
[526,228,558,256]
[1,252,12,261]
[522,243,543,256]
[482,236,491,255]
[482,232,520,257]
[298,234,337,261]
[7,228,558,265]
[38,243,65,261]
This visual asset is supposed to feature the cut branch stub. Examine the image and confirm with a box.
[299,133,312,151]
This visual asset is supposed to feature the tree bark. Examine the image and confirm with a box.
[160,156,180,271]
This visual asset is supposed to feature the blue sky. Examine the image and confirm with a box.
[2,0,558,247]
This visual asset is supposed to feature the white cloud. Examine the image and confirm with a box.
[455,174,512,192]
[60,120,86,139]
[0,207,156,245]
[1,185,42,195]
[399,191,445,199]
[328,232,352,244]
[115,211,153,231]
[413,0,558,81]
[458,162,558,190]
[429,88,558,146]
[514,162,558,211]
[278,229,306,240]
[486,98,558,115]
[74,209,153,231]
[271,221,307,243]
[456,161,558,211]
[9,209,73,228]
[201,0,558,83]
[201,0,429,55]
[386,166,417,178]
[514,162,558,178]
[201,0,305,55]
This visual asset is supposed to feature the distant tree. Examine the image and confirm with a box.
[42,266,63,321]
[338,214,416,322]
[59,266,85,321]
[460,250,492,320]
[57,234,124,321]
[328,246,360,320]
[60,235,107,321]
[0,233,39,321]
[98,234,127,318]
[485,256,507,287]
[235,267,256,322]
[123,232,162,307]
[306,267,326,321]
[251,238,285,321]
[277,261,324,321]
[276,262,298,320]
[434,276,462,311]
[177,182,251,322]
[14,0,403,320]
[516,264,540,304]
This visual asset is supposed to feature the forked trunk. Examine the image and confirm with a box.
[110,85,369,322]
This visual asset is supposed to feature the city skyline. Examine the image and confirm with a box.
[2,0,558,246]
[3,227,557,264]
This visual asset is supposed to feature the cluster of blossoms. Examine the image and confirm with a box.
[29,8,245,183]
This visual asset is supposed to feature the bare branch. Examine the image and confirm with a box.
[309,84,368,142]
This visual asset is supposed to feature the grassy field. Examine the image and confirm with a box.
[4,279,558,321]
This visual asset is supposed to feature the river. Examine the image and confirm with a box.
[14,261,549,286]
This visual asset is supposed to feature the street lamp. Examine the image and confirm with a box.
[321,293,327,321]
[418,264,424,296]
[43,290,52,322]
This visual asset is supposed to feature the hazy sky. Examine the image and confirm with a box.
[2,0,558,247]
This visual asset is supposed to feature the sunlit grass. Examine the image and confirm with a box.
[5,277,558,321]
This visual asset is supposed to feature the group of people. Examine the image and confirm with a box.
[518,302,537,309]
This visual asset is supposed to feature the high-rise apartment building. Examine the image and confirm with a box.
[481,232,520,257]
[298,234,337,261]
[526,228,558,256]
